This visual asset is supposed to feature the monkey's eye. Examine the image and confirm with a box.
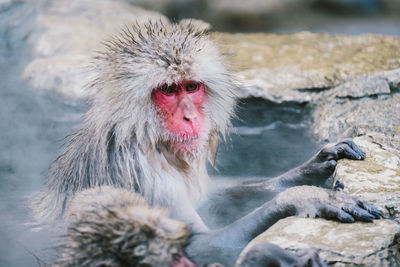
[186,83,198,92]
[161,84,178,95]
[134,244,148,256]
[172,253,181,263]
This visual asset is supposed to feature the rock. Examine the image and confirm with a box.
[237,217,400,267]
[334,135,400,222]
[23,0,168,99]
[312,81,400,147]
[335,76,390,98]
[23,7,400,102]
[213,32,400,103]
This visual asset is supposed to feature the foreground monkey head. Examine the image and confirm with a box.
[56,186,196,267]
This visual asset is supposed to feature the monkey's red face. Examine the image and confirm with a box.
[153,80,208,151]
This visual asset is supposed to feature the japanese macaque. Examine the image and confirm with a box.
[33,20,382,266]
[55,186,197,267]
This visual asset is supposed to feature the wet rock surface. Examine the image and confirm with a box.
[313,89,400,148]
[237,217,400,267]
[215,32,400,102]
[334,135,400,222]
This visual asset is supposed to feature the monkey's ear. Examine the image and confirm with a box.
[208,130,220,168]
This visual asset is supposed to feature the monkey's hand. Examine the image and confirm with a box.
[268,139,365,189]
[275,186,382,223]
[300,139,365,185]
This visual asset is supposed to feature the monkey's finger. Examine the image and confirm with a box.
[296,250,328,267]
[318,204,354,223]
[323,159,337,172]
[336,143,363,160]
[357,200,383,219]
[342,204,375,222]
[339,139,366,159]
[306,252,328,267]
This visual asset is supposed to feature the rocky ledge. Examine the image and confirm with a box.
[226,28,400,267]
[237,135,400,266]
[227,30,400,267]
[17,0,400,266]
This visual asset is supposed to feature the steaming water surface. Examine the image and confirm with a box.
[0,2,87,265]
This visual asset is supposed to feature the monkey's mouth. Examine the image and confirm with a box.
[170,135,206,153]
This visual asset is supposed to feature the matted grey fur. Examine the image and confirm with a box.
[32,20,237,226]
[56,186,190,267]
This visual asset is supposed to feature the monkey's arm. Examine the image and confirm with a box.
[207,139,364,207]
[187,186,382,266]
[200,139,366,225]
[266,139,365,188]
[189,186,381,266]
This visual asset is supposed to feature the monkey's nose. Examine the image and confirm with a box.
[183,116,190,122]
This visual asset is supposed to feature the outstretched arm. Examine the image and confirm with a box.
[200,139,366,225]
[189,186,381,266]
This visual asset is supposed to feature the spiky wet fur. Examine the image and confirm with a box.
[32,20,237,224]
[55,187,190,267]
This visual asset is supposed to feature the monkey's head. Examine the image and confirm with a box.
[89,20,237,157]
[57,187,196,267]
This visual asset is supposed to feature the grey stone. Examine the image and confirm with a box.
[335,76,391,98]
[238,217,400,267]
[312,91,400,148]
[334,135,400,222]
[213,32,400,103]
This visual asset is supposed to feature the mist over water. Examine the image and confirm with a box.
[0,2,87,265]
[215,98,317,178]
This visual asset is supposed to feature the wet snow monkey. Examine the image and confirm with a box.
[33,20,382,266]
[56,186,198,267]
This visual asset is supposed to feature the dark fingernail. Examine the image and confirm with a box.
[342,214,355,223]
[372,208,383,218]
[361,214,374,222]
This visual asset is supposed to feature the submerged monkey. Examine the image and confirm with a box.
[33,20,382,266]
[56,186,197,267]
